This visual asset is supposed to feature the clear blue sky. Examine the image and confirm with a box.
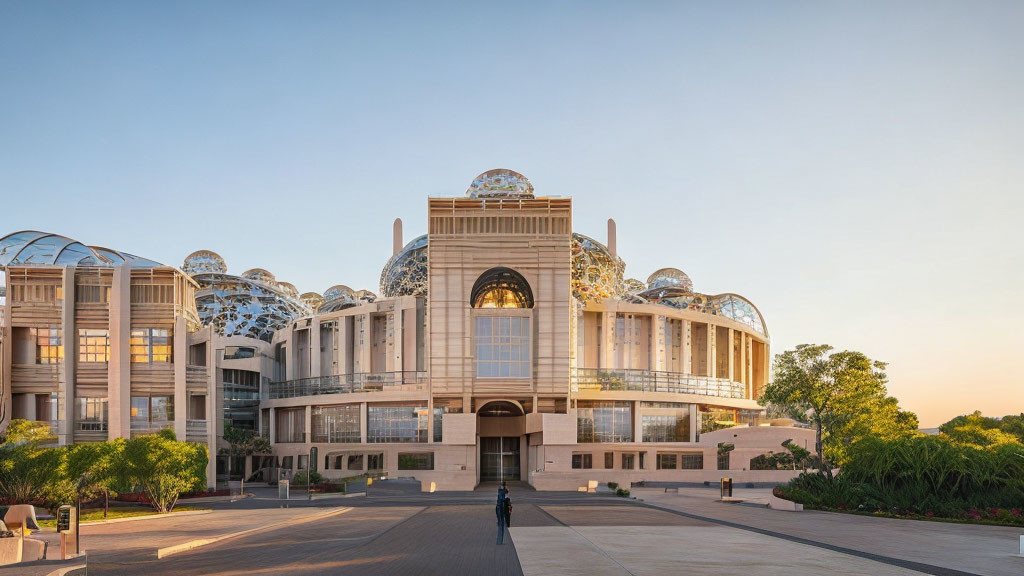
[1,1,1021,426]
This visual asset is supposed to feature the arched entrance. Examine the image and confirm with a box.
[477,401,524,482]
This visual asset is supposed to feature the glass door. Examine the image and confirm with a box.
[480,437,520,481]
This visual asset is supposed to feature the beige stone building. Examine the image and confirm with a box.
[0,169,814,491]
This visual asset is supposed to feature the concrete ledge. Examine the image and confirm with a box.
[156,507,351,559]
[767,494,803,511]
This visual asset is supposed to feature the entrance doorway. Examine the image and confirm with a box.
[480,437,520,482]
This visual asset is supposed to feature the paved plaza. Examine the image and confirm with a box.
[4,483,1022,576]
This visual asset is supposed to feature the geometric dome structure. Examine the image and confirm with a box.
[379,234,428,298]
[466,169,535,200]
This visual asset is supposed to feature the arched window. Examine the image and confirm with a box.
[471,267,534,309]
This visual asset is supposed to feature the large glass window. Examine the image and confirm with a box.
[78,329,110,363]
[398,452,434,470]
[130,328,172,363]
[657,453,677,470]
[223,369,260,430]
[34,327,63,364]
[470,268,534,309]
[367,404,427,443]
[474,316,531,378]
[641,402,691,442]
[311,405,361,443]
[577,400,633,443]
[275,407,305,443]
[76,398,108,431]
[130,396,173,433]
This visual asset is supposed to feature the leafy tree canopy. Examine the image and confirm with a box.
[759,344,919,473]
[939,411,1024,448]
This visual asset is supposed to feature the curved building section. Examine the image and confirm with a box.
[1,230,163,268]
[183,254,311,342]
[379,234,428,298]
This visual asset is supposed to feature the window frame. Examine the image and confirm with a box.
[130,327,173,364]
[78,329,110,363]
[472,313,532,379]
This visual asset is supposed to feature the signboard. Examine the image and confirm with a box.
[309,447,318,473]
[57,505,73,533]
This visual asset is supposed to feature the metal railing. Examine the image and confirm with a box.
[76,420,108,433]
[130,420,173,436]
[268,371,428,399]
[571,368,746,399]
[186,419,208,436]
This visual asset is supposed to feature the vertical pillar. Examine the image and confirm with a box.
[689,406,698,443]
[1,283,12,433]
[59,266,75,445]
[739,332,747,395]
[305,404,312,445]
[747,336,754,399]
[284,325,295,381]
[393,308,403,374]
[206,330,216,489]
[310,320,322,378]
[338,317,350,375]
[607,219,617,259]
[173,315,187,440]
[393,218,404,256]
[728,328,735,382]
[108,265,131,441]
[705,323,713,378]
[359,402,368,443]
[652,315,665,371]
[633,400,642,444]
[682,319,692,375]
[269,407,276,445]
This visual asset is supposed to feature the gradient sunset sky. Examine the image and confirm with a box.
[1,2,1021,427]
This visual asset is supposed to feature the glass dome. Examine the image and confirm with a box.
[323,285,355,303]
[300,292,325,312]
[379,234,428,298]
[466,169,535,199]
[182,250,227,276]
[241,268,276,285]
[571,233,624,304]
[0,231,163,269]
[646,268,694,293]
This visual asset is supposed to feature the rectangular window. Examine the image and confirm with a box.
[297,454,308,470]
[347,454,364,471]
[657,453,678,470]
[572,453,593,469]
[367,404,427,443]
[621,453,635,470]
[398,452,434,470]
[281,456,294,470]
[474,316,531,378]
[78,329,110,363]
[130,284,174,304]
[130,396,173,433]
[76,398,108,431]
[641,402,691,442]
[431,398,463,443]
[367,453,384,471]
[682,454,704,470]
[275,407,306,443]
[33,327,63,364]
[576,400,633,443]
[605,452,614,469]
[130,328,172,363]
[311,405,361,443]
[189,394,207,420]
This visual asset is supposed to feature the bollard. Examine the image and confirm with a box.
[1019,535,1023,556]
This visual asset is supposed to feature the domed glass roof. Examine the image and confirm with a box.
[646,268,694,293]
[355,289,377,303]
[571,233,624,304]
[182,250,227,275]
[0,231,163,269]
[277,281,299,298]
[379,234,428,298]
[242,268,276,285]
[300,292,325,312]
[323,285,355,302]
[466,169,535,199]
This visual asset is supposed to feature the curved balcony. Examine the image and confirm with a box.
[571,368,745,399]
[268,371,427,399]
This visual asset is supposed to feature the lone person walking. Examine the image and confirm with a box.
[495,494,508,544]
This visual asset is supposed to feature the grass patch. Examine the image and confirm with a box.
[37,506,205,529]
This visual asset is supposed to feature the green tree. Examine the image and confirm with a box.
[222,425,271,496]
[116,429,208,513]
[759,344,918,475]
[0,420,63,506]
[940,411,1024,446]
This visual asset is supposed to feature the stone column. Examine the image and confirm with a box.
[728,328,735,382]
[359,402,368,443]
[310,320,322,378]
[683,320,692,375]
[173,315,187,440]
[708,324,717,379]
[108,265,131,441]
[268,407,276,446]
[59,266,75,446]
[305,404,312,445]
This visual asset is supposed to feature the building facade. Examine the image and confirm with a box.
[0,169,813,491]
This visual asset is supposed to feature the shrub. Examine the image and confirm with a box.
[607,482,618,490]
[615,488,630,497]
[292,471,323,486]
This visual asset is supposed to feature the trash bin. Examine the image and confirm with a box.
[279,479,290,500]
[720,477,733,498]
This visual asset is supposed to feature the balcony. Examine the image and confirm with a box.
[268,371,427,399]
[130,420,173,437]
[571,368,745,399]
[76,420,108,433]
